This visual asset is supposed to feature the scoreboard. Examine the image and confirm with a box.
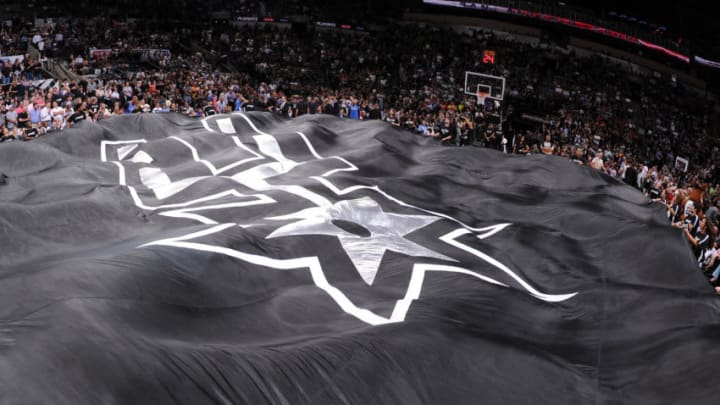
[483,49,495,65]
[482,50,496,65]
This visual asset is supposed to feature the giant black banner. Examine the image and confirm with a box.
[0,112,718,404]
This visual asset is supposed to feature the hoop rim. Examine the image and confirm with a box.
[476,91,489,104]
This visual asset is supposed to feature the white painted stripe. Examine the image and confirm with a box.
[139,167,171,189]
[159,197,275,224]
[216,117,236,134]
[320,157,358,178]
[201,117,215,132]
[126,185,276,225]
[295,131,359,177]
[100,139,147,162]
[151,176,207,200]
[127,187,274,211]
[129,151,154,164]
[232,165,333,209]
[253,134,295,166]
[294,131,323,159]
[162,198,275,214]
[111,161,126,186]
[140,225,392,325]
[235,112,271,136]
[117,144,138,160]
[170,135,263,175]
[390,264,508,322]
[439,228,577,302]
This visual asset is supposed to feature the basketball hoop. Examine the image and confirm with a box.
[476,91,488,107]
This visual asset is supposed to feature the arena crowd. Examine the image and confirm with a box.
[2,14,720,293]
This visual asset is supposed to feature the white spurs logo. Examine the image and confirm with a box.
[101,113,576,325]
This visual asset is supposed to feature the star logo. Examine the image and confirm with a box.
[266,197,453,285]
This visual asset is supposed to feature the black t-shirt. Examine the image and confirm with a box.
[368,108,381,120]
[69,111,87,124]
[17,111,29,128]
[24,127,39,138]
[385,116,399,126]
[695,231,711,258]
[307,101,318,114]
[685,214,700,235]
[458,126,471,145]
[484,128,497,143]
[118,94,128,110]
[649,188,661,199]
[439,122,456,143]
[282,103,298,118]
[323,102,339,116]
[516,139,528,154]
[321,103,332,115]
[643,177,653,191]
[247,97,263,111]
[296,101,308,116]
[203,105,216,116]
[624,166,638,188]
[671,203,683,223]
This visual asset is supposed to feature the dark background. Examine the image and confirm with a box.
[2,1,715,41]
[2,1,718,73]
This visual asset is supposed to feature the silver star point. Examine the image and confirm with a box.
[267,197,453,285]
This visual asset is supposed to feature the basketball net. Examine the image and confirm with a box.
[477,91,488,108]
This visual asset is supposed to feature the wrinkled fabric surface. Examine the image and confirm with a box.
[0,112,718,405]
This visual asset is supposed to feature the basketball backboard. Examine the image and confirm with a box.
[464,71,505,101]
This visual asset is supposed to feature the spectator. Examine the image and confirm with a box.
[67,102,87,127]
